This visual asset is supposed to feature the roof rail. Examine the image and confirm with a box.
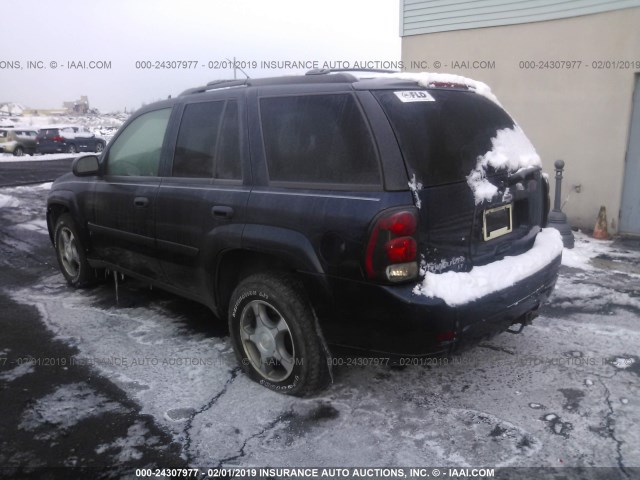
[179,79,248,96]
[305,68,398,76]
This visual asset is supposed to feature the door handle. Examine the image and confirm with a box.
[211,206,234,219]
[134,197,150,208]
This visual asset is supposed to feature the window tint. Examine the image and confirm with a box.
[260,94,380,185]
[106,108,171,176]
[173,100,241,180]
[374,90,514,187]
[216,101,241,180]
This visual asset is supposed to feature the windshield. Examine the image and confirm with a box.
[374,89,515,187]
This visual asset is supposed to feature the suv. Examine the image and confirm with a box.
[0,128,38,156]
[46,71,562,396]
[36,126,106,154]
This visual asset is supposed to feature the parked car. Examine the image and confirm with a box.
[46,71,562,395]
[36,126,106,154]
[0,128,38,156]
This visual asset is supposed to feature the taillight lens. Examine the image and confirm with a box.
[365,209,419,282]
[52,135,64,142]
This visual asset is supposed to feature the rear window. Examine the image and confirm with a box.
[260,94,380,186]
[374,89,514,187]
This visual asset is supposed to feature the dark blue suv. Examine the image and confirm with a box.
[46,71,562,395]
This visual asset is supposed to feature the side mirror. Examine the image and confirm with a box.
[72,155,100,177]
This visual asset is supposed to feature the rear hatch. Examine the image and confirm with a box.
[37,128,61,151]
[373,88,549,274]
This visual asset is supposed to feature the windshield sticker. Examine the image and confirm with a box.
[394,91,435,103]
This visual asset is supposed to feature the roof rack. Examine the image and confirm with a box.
[179,79,248,96]
[305,68,398,76]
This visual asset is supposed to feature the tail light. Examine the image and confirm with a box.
[365,208,419,282]
[52,135,64,142]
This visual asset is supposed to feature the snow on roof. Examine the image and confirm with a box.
[413,228,562,306]
[467,125,541,205]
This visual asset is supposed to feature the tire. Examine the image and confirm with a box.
[95,142,104,153]
[67,144,77,154]
[228,273,330,396]
[53,213,95,288]
[13,146,24,157]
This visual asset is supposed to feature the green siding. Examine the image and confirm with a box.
[400,0,640,36]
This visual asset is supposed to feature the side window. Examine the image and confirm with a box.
[106,108,171,176]
[260,94,380,186]
[173,101,224,178]
[172,100,242,180]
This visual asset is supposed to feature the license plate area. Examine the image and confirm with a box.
[483,204,513,241]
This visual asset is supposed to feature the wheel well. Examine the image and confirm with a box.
[46,204,69,244]
[215,250,331,320]
[215,250,290,318]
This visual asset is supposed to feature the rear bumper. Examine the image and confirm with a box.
[318,253,561,357]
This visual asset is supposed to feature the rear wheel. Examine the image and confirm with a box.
[67,144,77,154]
[13,146,24,157]
[228,273,330,396]
[54,213,95,287]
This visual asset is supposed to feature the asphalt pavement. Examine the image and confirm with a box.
[0,166,639,479]
[0,158,75,187]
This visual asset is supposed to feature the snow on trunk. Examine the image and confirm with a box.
[466,126,541,205]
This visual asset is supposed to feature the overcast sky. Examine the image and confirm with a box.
[1,0,400,112]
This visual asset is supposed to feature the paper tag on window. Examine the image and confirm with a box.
[394,91,435,102]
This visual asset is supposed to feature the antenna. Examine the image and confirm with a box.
[227,57,250,80]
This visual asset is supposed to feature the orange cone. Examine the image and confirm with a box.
[593,206,609,240]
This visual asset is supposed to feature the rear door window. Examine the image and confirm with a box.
[259,94,380,186]
[173,100,242,180]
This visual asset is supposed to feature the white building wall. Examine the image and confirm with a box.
[401,7,640,232]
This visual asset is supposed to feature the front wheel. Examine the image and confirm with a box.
[95,142,104,153]
[13,146,24,157]
[228,273,330,396]
[53,213,96,287]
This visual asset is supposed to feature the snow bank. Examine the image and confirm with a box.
[0,152,83,162]
[467,126,541,205]
[413,228,563,306]
[388,72,500,105]
[0,193,20,208]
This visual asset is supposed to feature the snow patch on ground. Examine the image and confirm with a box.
[0,152,83,162]
[96,422,160,463]
[552,276,640,313]
[0,362,34,382]
[414,228,562,306]
[0,193,20,208]
[467,126,541,205]
[19,382,125,440]
[18,219,48,233]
